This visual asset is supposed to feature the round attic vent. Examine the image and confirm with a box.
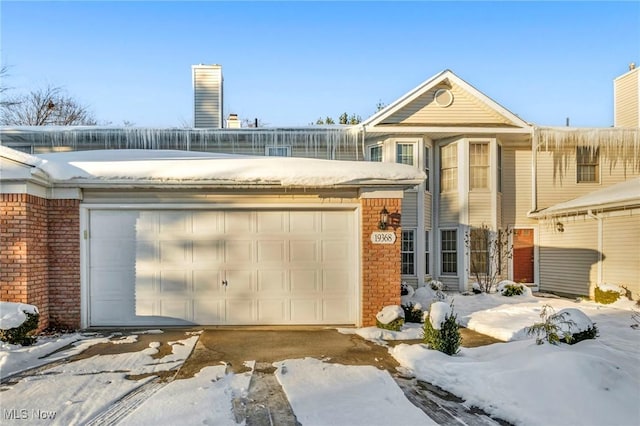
[434,89,454,107]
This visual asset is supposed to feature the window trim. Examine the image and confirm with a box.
[469,142,490,191]
[424,145,431,192]
[497,143,503,193]
[401,229,416,276]
[576,146,600,183]
[396,142,416,166]
[265,146,291,157]
[425,230,430,276]
[368,144,383,162]
[440,229,458,276]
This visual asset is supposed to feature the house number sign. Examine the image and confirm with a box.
[370,231,396,244]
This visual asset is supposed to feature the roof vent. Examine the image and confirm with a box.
[434,89,454,107]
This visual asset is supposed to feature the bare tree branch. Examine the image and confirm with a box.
[1,85,96,126]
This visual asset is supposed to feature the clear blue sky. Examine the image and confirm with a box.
[1,1,638,127]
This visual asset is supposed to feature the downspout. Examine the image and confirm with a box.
[530,126,538,214]
[587,209,603,285]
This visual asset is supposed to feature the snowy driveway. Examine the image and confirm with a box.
[1,328,447,426]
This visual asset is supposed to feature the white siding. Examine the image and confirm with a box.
[193,65,223,128]
[468,192,493,227]
[539,217,598,296]
[439,193,459,225]
[502,146,535,226]
[614,68,639,127]
[402,191,418,227]
[602,212,640,295]
[424,192,432,229]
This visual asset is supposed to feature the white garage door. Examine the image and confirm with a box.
[88,209,357,326]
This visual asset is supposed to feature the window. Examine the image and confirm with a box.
[396,143,414,166]
[425,231,430,275]
[369,145,382,162]
[497,144,503,192]
[577,147,599,183]
[469,228,489,275]
[424,146,430,191]
[266,146,291,157]
[469,143,489,190]
[441,230,457,274]
[440,144,457,192]
[401,230,415,275]
[8,145,33,154]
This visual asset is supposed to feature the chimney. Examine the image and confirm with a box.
[192,64,223,128]
[613,62,639,127]
[227,113,241,128]
[630,62,636,71]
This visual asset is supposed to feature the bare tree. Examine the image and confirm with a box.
[0,66,19,109]
[465,225,513,293]
[1,85,96,126]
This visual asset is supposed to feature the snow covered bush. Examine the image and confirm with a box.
[526,305,598,345]
[401,302,424,323]
[376,305,405,331]
[400,281,414,297]
[427,280,444,291]
[0,302,39,346]
[497,280,531,297]
[594,283,625,304]
[423,302,462,355]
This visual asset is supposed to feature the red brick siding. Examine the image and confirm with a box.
[361,198,402,326]
[0,194,50,329]
[47,199,81,328]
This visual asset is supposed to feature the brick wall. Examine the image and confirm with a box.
[1,195,81,330]
[0,194,50,329]
[47,200,81,328]
[361,198,402,326]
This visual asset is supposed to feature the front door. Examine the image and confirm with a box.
[513,228,534,283]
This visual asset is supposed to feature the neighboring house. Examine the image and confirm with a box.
[1,67,639,329]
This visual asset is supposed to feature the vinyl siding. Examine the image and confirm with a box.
[438,276,459,291]
[468,192,493,227]
[402,191,418,227]
[602,212,640,295]
[383,82,517,126]
[539,217,598,296]
[439,193,459,225]
[193,66,222,128]
[502,146,535,226]
[496,193,503,229]
[424,192,432,229]
[536,148,640,209]
[614,69,639,127]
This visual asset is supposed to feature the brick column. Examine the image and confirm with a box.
[361,198,402,326]
[48,199,81,329]
[0,194,50,330]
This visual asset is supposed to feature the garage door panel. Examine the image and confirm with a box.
[89,208,356,326]
[226,241,254,263]
[291,270,320,293]
[257,300,286,322]
[159,270,191,294]
[289,241,318,262]
[257,241,285,263]
[291,299,319,322]
[257,270,287,293]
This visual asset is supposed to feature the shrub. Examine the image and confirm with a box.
[526,305,597,345]
[594,286,621,304]
[376,317,404,331]
[402,302,424,323]
[401,282,410,296]
[0,310,39,346]
[502,283,525,297]
[423,303,462,355]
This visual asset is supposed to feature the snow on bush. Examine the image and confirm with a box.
[402,284,446,308]
[526,305,598,345]
[497,280,533,297]
[0,302,38,330]
[376,305,405,331]
[428,302,450,331]
[594,283,627,304]
[426,280,444,291]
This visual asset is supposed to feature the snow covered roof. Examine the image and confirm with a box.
[534,177,640,217]
[20,149,425,188]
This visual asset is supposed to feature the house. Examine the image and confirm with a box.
[1,67,638,329]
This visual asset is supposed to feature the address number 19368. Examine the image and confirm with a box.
[370,231,396,244]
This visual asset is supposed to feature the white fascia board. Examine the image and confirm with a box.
[530,201,640,218]
[363,126,532,134]
[359,189,405,199]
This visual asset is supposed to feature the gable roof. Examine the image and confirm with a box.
[362,69,531,130]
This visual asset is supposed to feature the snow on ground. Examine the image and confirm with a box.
[0,335,198,425]
[391,292,640,426]
[338,323,423,344]
[274,357,436,426]
[120,364,252,426]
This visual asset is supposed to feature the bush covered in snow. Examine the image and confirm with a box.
[526,305,598,345]
[423,302,461,355]
[401,302,424,323]
[497,280,532,297]
[427,280,444,291]
[376,305,405,331]
[0,302,39,346]
[594,283,625,304]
